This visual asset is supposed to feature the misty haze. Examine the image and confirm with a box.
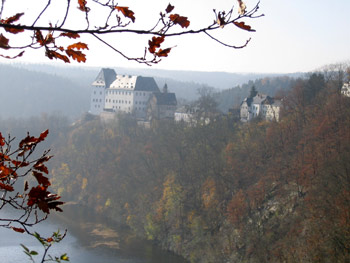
[1,0,350,263]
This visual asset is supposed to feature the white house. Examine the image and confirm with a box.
[90,68,161,119]
[341,82,350,97]
[175,107,194,123]
[240,93,281,122]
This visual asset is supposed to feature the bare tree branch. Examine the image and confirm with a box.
[0,0,263,64]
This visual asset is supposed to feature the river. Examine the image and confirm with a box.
[0,207,188,263]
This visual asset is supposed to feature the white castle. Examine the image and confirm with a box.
[90,68,161,119]
[90,68,177,120]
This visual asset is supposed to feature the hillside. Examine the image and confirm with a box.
[214,75,298,112]
[0,64,91,119]
[44,71,350,262]
[4,63,302,104]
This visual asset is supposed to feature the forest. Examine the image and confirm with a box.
[1,70,349,262]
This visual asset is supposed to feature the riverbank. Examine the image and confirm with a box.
[52,204,189,263]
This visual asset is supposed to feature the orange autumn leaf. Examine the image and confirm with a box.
[115,6,135,23]
[0,13,25,34]
[11,227,25,233]
[46,50,70,63]
[67,42,89,50]
[0,182,14,192]
[3,26,24,34]
[65,49,86,63]
[0,13,24,24]
[156,48,171,57]
[0,34,10,49]
[60,32,80,39]
[77,0,89,12]
[32,171,51,187]
[148,36,165,54]
[34,163,49,174]
[0,132,4,146]
[35,30,45,46]
[38,129,49,143]
[169,14,190,28]
[11,160,29,167]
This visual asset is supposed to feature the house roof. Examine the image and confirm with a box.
[135,76,160,92]
[241,97,253,106]
[261,96,274,105]
[252,93,268,104]
[262,96,282,107]
[241,93,282,107]
[153,92,177,106]
[93,68,116,88]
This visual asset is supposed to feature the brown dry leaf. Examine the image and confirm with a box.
[67,42,89,50]
[66,49,87,63]
[165,4,175,14]
[0,34,10,49]
[233,21,255,32]
[169,14,190,28]
[115,6,135,23]
[148,36,165,54]
[237,0,246,15]
[60,32,80,39]
[156,48,171,57]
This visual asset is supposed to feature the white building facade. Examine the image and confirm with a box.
[240,93,281,122]
[90,68,160,119]
[341,82,350,97]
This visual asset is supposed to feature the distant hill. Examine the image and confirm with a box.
[214,76,299,113]
[11,62,303,90]
[0,64,90,119]
[0,63,302,118]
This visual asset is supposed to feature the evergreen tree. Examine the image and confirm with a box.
[249,85,258,98]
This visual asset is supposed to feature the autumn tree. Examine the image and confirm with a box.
[0,1,264,262]
[0,130,67,262]
[0,0,263,64]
